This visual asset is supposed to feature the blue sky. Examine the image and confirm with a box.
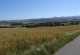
[0,0,80,20]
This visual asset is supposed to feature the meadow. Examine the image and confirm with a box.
[0,25,80,55]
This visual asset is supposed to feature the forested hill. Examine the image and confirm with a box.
[0,16,80,27]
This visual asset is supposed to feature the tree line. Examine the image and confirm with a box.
[0,21,80,28]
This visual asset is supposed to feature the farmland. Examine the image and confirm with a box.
[0,25,80,55]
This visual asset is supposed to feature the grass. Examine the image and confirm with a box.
[0,25,80,55]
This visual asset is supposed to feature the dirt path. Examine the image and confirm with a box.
[54,36,80,55]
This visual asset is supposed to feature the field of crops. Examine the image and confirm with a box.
[0,25,80,55]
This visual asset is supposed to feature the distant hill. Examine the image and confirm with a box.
[0,16,80,27]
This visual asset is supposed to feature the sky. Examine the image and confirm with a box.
[0,0,80,20]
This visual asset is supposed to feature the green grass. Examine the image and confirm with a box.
[22,32,80,55]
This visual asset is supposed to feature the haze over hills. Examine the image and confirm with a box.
[1,16,80,23]
[0,16,80,27]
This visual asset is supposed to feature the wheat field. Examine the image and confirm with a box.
[0,25,80,55]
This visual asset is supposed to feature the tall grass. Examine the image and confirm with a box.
[0,25,80,55]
